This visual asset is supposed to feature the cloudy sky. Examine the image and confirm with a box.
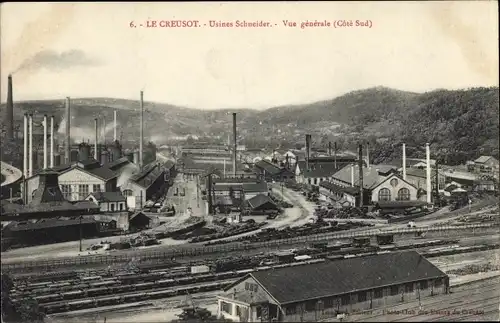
[1,1,498,110]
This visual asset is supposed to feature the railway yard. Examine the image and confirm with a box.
[2,171,499,323]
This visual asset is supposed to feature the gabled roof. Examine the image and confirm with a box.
[107,157,131,171]
[319,181,359,195]
[332,165,396,189]
[242,181,268,193]
[59,164,117,182]
[245,194,278,210]
[370,173,419,191]
[87,191,126,203]
[255,160,282,175]
[129,163,164,189]
[475,155,497,164]
[235,251,446,305]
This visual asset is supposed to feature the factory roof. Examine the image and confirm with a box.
[242,181,268,193]
[254,160,282,175]
[474,155,498,164]
[245,194,278,210]
[332,165,398,189]
[319,181,359,195]
[130,163,164,189]
[227,251,446,305]
[107,157,131,171]
[5,216,104,232]
[87,192,126,203]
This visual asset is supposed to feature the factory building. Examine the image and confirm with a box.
[25,160,118,204]
[119,162,169,210]
[217,251,449,322]
[85,191,127,212]
[254,160,295,182]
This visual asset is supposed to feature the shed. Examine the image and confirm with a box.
[129,211,151,230]
[245,194,279,211]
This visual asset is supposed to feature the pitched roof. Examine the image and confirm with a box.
[242,181,268,193]
[332,165,396,189]
[245,251,446,305]
[59,164,117,182]
[107,157,131,171]
[475,155,496,164]
[130,163,164,189]
[88,191,126,202]
[255,160,282,175]
[246,194,278,210]
[319,181,359,195]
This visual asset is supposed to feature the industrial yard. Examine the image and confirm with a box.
[1,4,499,321]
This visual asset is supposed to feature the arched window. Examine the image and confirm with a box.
[378,188,391,201]
[398,188,411,201]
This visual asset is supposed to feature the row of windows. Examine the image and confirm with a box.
[60,184,103,200]
[284,279,442,315]
[378,188,411,201]
[245,282,258,292]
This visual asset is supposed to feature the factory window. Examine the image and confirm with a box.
[93,184,101,192]
[390,178,399,187]
[78,184,89,200]
[421,280,428,290]
[341,295,350,306]
[434,279,442,287]
[61,185,72,200]
[285,306,296,315]
[397,188,411,201]
[378,188,391,201]
[405,283,414,293]
[390,286,399,296]
[123,189,133,197]
[256,306,262,318]
[245,282,258,292]
[358,292,367,302]
[374,288,383,299]
[221,301,231,314]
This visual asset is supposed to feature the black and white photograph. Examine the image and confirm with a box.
[0,2,498,322]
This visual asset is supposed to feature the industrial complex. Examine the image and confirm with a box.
[1,71,499,323]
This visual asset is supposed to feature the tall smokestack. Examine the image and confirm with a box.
[50,116,54,168]
[426,143,431,204]
[305,134,311,171]
[113,110,117,141]
[28,114,33,177]
[232,112,237,177]
[140,91,144,170]
[358,144,364,208]
[350,164,354,187]
[43,115,48,169]
[94,118,98,160]
[5,75,14,140]
[402,143,407,180]
[366,142,370,168]
[23,114,28,178]
[334,142,337,169]
[328,141,332,156]
[102,117,107,144]
[65,97,71,164]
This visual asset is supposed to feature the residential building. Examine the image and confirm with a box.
[86,191,127,212]
[217,251,449,322]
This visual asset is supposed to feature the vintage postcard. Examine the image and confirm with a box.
[0,1,498,323]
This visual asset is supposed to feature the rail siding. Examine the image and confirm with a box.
[2,223,498,271]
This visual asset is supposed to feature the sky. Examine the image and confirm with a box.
[1,1,498,110]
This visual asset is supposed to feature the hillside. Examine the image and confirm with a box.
[0,86,498,164]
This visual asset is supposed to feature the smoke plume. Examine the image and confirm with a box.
[57,117,117,144]
[13,49,102,74]
[117,163,139,187]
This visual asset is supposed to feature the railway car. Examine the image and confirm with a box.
[62,290,85,300]
[86,287,111,297]
[123,292,148,303]
[109,285,131,294]
[235,269,253,275]
[90,280,118,288]
[379,244,395,251]
[96,295,122,307]
[176,276,196,285]
[81,275,102,282]
[344,254,357,259]
[255,266,272,271]
[306,259,325,265]
[36,293,64,303]
[326,255,344,261]
[194,274,216,283]
[135,282,155,291]
[42,302,68,315]
[67,299,94,311]
[157,279,176,288]
[147,289,177,300]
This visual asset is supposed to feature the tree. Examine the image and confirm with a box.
[1,273,45,323]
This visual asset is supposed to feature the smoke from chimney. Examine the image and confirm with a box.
[358,144,364,208]
[65,97,71,164]
[233,112,237,177]
[5,75,14,141]
[140,91,144,170]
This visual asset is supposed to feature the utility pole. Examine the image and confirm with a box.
[79,215,83,252]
